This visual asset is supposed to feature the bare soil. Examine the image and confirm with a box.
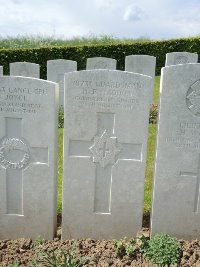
[0,215,200,267]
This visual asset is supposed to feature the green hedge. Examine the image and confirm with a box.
[0,36,200,77]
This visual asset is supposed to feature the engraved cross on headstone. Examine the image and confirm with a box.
[180,154,200,213]
[69,112,142,214]
[0,117,49,215]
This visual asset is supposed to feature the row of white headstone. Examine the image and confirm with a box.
[0,52,200,241]
[0,52,198,106]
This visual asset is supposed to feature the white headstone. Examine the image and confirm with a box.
[0,76,59,239]
[0,66,3,76]
[151,64,200,240]
[86,57,116,70]
[47,59,77,106]
[125,55,156,101]
[165,52,198,66]
[62,70,152,239]
[10,62,40,78]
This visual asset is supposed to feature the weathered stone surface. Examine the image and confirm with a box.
[0,76,59,239]
[62,70,152,239]
[165,52,198,66]
[125,55,156,101]
[47,59,77,106]
[86,57,116,70]
[10,62,40,78]
[0,66,3,76]
[151,64,200,240]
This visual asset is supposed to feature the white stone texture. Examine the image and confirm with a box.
[0,66,3,76]
[10,62,40,78]
[62,70,152,239]
[86,57,116,70]
[165,52,198,66]
[0,76,59,239]
[125,55,156,101]
[47,59,77,106]
[151,64,200,240]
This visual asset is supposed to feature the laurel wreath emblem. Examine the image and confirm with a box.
[0,138,30,169]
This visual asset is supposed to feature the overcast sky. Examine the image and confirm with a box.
[0,0,200,40]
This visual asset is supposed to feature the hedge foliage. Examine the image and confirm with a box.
[0,36,200,78]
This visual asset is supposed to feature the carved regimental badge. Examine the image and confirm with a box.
[186,80,200,116]
[0,138,30,169]
[89,130,120,168]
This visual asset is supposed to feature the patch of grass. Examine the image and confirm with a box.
[33,236,45,247]
[144,124,157,214]
[58,107,64,128]
[153,76,160,103]
[142,77,160,214]
[31,241,91,267]
[113,238,138,258]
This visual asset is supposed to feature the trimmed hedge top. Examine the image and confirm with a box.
[0,36,200,78]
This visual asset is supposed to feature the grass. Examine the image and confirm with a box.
[57,77,160,216]
[144,124,157,214]
[0,34,152,49]
[153,76,160,103]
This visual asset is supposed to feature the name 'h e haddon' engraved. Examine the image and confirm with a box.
[0,117,49,216]
[69,112,142,214]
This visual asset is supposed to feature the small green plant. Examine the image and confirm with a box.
[113,238,138,258]
[58,107,64,128]
[33,235,45,247]
[113,239,126,257]
[125,239,138,257]
[149,103,159,124]
[31,241,90,267]
[137,234,149,252]
[9,240,17,249]
[141,233,181,267]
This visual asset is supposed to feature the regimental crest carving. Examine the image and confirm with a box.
[186,80,200,117]
[89,130,120,168]
[0,137,30,170]
[175,56,188,65]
